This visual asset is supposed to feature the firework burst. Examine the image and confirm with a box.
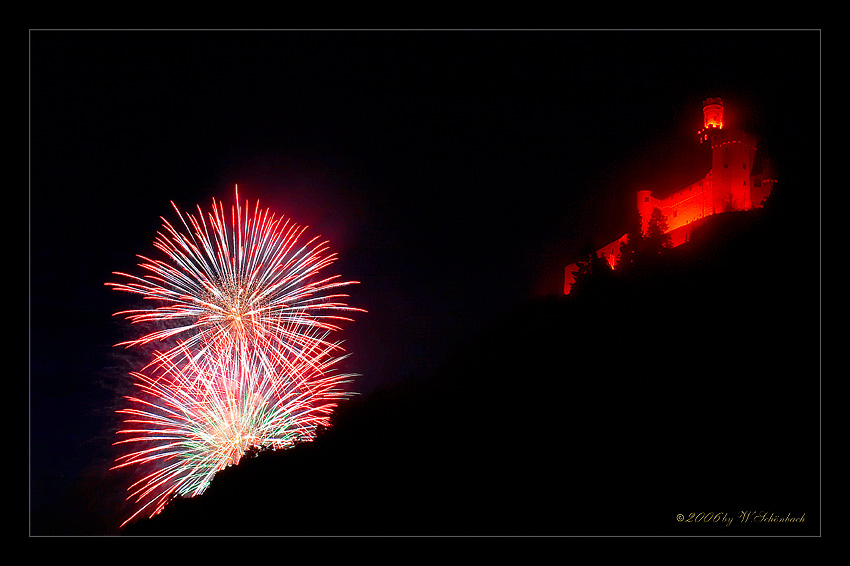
[107,186,362,527]
[107,186,360,369]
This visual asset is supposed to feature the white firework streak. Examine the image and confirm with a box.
[106,186,362,371]
[107,187,362,527]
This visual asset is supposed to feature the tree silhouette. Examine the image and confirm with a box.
[617,209,645,273]
[644,207,672,254]
[569,250,615,298]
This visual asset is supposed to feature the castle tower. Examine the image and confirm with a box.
[564,95,776,295]
[710,129,757,213]
[698,97,724,144]
[703,98,724,129]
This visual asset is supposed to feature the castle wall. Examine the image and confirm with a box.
[597,234,629,270]
[564,263,579,295]
[750,158,776,208]
[637,190,660,236]
[665,216,711,248]
[563,233,628,294]
[750,177,774,209]
[657,173,712,235]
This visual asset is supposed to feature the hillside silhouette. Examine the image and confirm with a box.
[121,184,820,536]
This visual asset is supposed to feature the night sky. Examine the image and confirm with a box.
[29,30,820,536]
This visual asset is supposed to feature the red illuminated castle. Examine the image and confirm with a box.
[564,97,777,294]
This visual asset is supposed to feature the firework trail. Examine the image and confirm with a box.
[107,186,360,371]
[107,186,362,527]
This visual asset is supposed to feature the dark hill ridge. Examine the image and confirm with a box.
[122,195,820,536]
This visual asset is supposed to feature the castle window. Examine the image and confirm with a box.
[743,163,747,169]
[644,197,650,203]
[673,211,678,218]
[724,163,728,168]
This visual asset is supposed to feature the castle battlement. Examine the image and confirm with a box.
[564,97,775,295]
